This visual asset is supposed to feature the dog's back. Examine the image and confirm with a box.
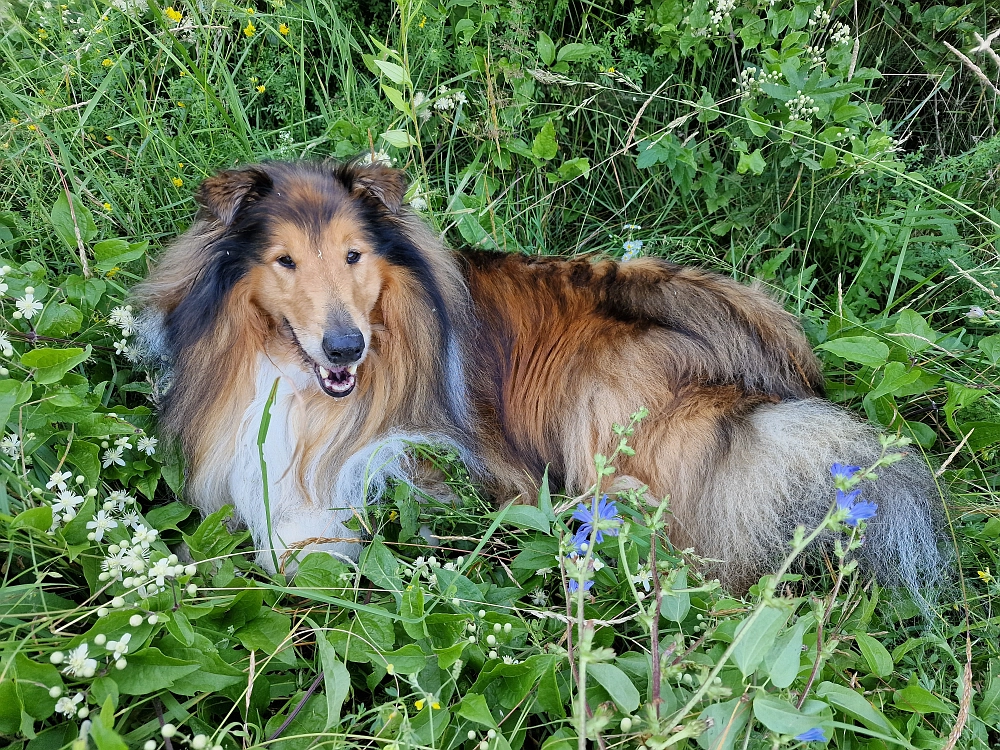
[459,250,948,595]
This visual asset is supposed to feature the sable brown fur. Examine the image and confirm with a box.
[136,159,947,595]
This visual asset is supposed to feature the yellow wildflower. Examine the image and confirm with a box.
[246,7,255,14]
[9,118,18,125]
[979,568,993,584]
[244,21,256,36]
[102,203,111,211]
[178,162,185,168]
[105,267,120,278]
[179,70,187,76]
[278,23,289,35]
[177,101,185,108]
[256,84,265,93]
[418,15,426,28]
[414,699,425,711]
[431,702,441,710]
[37,28,48,39]
[28,124,37,131]
[105,135,113,142]
[165,6,183,22]
[608,66,616,74]
[172,177,184,188]
[102,58,113,67]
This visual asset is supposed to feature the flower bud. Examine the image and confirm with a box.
[184,564,197,577]
[144,741,157,750]
[50,651,64,664]
[160,724,177,739]
[503,623,512,633]
[49,686,62,698]
[97,607,109,618]
[111,596,125,608]
[186,584,198,597]
[129,614,143,627]
[94,634,107,646]
[78,707,90,719]
[116,658,127,670]
[486,635,496,646]
[191,735,208,750]
[620,717,633,733]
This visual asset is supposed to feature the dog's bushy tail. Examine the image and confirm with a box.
[688,399,949,608]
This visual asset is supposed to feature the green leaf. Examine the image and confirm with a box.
[588,663,640,713]
[537,657,565,718]
[978,335,1000,364]
[401,583,426,639]
[113,648,200,695]
[360,538,404,606]
[494,504,550,534]
[380,129,416,148]
[893,684,953,714]
[854,633,894,678]
[456,693,498,728]
[732,604,789,678]
[50,193,97,252]
[697,89,719,123]
[145,501,192,531]
[944,381,985,434]
[867,362,921,401]
[381,84,411,116]
[746,108,770,136]
[753,693,822,736]
[316,629,351,730]
[816,681,900,737]
[21,346,91,384]
[764,616,809,689]
[660,567,690,623]
[0,379,31,428]
[892,310,938,352]
[537,467,555,523]
[959,421,1000,451]
[818,336,889,367]
[434,567,486,608]
[383,643,427,675]
[737,149,767,175]
[93,239,147,272]
[167,609,195,646]
[537,32,556,65]
[557,157,590,181]
[374,59,409,86]
[90,697,127,750]
[697,697,750,750]
[556,42,598,62]
[67,440,101,488]
[35,303,83,338]
[821,145,838,169]
[532,120,558,161]
[183,505,249,562]
[10,505,52,533]
[434,641,466,669]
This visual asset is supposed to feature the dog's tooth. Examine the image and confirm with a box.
[347,364,358,375]
[319,366,330,378]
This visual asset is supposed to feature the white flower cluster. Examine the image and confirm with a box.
[805,44,825,67]
[830,22,851,46]
[808,4,831,28]
[709,0,737,26]
[622,240,644,261]
[433,85,468,112]
[359,150,395,166]
[408,554,464,587]
[466,616,518,662]
[109,305,141,362]
[734,67,782,99]
[787,91,820,121]
[13,285,42,321]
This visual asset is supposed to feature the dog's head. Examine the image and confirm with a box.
[155,160,449,399]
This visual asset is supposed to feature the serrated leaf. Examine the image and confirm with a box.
[818,336,889,367]
[854,633,893,678]
[532,120,558,161]
[588,663,640,712]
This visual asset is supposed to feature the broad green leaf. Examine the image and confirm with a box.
[977,659,1000,726]
[867,362,921,401]
[753,693,822,736]
[532,120,558,161]
[93,239,147,272]
[737,149,766,175]
[818,336,889,367]
[50,192,97,251]
[660,567,691,623]
[382,643,427,675]
[893,684,953,714]
[154,637,244,694]
[183,505,249,562]
[0,379,31,428]
[537,466,555,523]
[494,504,550,534]
[434,567,486,608]
[113,648,200,695]
[537,32,556,66]
[944,381,985,434]
[360,538,404,605]
[732,604,789,677]
[401,583,426,639]
[456,693,498,728]
[10,505,52,533]
[67,441,100,488]
[380,129,416,148]
[434,641,466,669]
[381,84,411,116]
[697,697,750,750]
[90,697,127,750]
[167,609,195,646]
[145,501,192,532]
[316,629,351,730]
[978,335,1000,364]
[892,310,937,352]
[764,616,809,688]
[21,346,91,385]
[960,421,1000,451]
[374,59,409,86]
[816,681,899,736]
[556,42,598,62]
[537,658,565,718]
[35,303,83,338]
[821,145,838,169]
[557,157,590,181]
[854,633,893,678]
[588,662,640,713]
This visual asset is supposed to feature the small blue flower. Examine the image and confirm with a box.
[830,463,861,483]
[794,727,827,742]
[621,239,644,261]
[844,500,878,527]
[571,527,591,556]
[568,578,594,593]
[835,488,861,509]
[572,495,622,545]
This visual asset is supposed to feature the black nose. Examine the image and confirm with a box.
[322,329,365,365]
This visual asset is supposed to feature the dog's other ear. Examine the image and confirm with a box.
[196,167,273,226]
[345,163,408,214]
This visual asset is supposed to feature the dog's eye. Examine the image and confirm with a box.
[276,255,296,269]
[346,250,361,265]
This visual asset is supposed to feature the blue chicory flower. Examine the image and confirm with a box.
[844,500,878,527]
[836,488,861,509]
[568,578,594,593]
[571,495,622,545]
[571,527,591,556]
[794,727,827,742]
[830,463,861,484]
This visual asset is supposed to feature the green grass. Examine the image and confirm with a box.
[1,0,999,748]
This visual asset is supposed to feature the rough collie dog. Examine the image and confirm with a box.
[136,159,946,594]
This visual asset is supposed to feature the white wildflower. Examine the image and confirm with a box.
[16,292,43,319]
[132,524,157,547]
[137,436,157,455]
[54,692,84,717]
[101,446,125,468]
[1,433,20,458]
[631,565,652,592]
[52,489,84,516]
[114,435,133,450]
[114,339,129,355]
[47,470,73,491]
[86,510,118,542]
[0,331,12,357]
[530,587,548,606]
[120,509,140,528]
[121,544,149,574]
[107,633,131,660]
[409,196,428,211]
[101,548,127,581]
[968,306,986,319]
[149,557,173,587]
[63,643,98,678]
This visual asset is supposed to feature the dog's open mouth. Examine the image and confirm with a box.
[314,362,358,398]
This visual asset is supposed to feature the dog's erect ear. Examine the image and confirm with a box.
[345,163,408,214]
[196,167,273,226]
